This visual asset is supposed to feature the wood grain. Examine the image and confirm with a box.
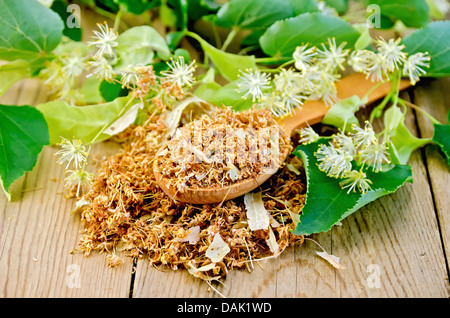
[413,78,450,269]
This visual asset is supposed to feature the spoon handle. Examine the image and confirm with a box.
[280,72,411,136]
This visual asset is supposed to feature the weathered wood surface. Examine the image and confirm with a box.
[0,9,449,298]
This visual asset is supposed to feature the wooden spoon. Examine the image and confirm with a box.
[154,72,411,204]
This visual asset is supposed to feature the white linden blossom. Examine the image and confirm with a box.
[350,121,377,149]
[64,169,94,197]
[120,65,141,88]
[273,68,302,91]
[402,52,431,85]
[359,141,390,172]
[376,37,407,72]
[293,45,317,71]
[87,22,118,58]
[315,144,353,178]
[258,91,286,117]
[280,86,305,112]
[162,56,197,87]
[348,49,378,74]
[339,169,373,194]
[61,55,86,79]
[55,137,88,169]
[237,69,271,102]
[333,132,357,156]
[88,56,115,81]
[317,38,350,71]
[298,124,320,144]
[366,53,389,82]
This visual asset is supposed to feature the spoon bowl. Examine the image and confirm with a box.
[154,73,411,204]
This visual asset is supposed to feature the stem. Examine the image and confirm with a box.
[277,59,295,70]
[399,98,442,125]
[369,72,400,123]
[114,6,124,32]
[221,26,239,51]
[254,56,290,64]
[87,96,136,149]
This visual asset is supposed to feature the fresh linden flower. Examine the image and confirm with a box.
[359,141,390,172]
[315,143,353,178]
[350,121,377,149]
[55,137,88,169]
[64,169,94,197]
[87,22,118,58]
[279,86,305,112]
[339,169,373,194]
[237,69,271,102]
[162,56,197,87]
[402,52,431,85]
[61,54,86,79]
[273,68,302,91]
[366,53,389,82]
[258,91,287,117]
[88,56,115,82]
[307,66,340,105]
[376,37,407,72]
[119,65,141,88]
[333,132,357,156]
[293,44,317,71]
[298,124,320,144]
[348,49,377,74]
[317,38,350,71]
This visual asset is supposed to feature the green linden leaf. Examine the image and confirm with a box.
[368,0,430,29]
[0,0,64,61]
[115,26,171,69]
[36,96,133,145]
[383,105,432,165]
[0,60,31,96]
[402,21,450,78]
[214,0,294,30]
[321,95,366,132]
[259,12,360,58]
[187,32,256,81]
[0,105,49,200]
[432,109,450,168]
[292,138,413,236]
[195,80,254,112]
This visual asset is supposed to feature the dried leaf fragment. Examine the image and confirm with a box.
[316,251,346,270]
[244,192,270,231]
[205,233,230,263]
[266,227,279,255]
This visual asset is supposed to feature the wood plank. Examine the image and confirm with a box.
[413,77,450,269]
[132,232,335,298]
[0,81,134,297]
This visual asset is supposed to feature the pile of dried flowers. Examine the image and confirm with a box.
[73,107,305,282]
[155,107,292,193]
